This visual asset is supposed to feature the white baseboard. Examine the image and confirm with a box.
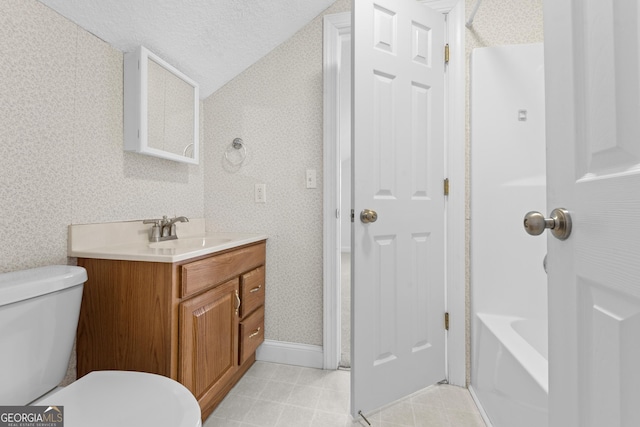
[255,340,324,369]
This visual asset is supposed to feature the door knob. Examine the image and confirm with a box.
[523,208,572,240]
[360,209,378,223]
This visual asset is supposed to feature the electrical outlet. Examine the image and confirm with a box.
[255,184,266,203]
[306,169,317,189]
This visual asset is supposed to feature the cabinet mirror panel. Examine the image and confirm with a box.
[124,46,199,164]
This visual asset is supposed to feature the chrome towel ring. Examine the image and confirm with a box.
[224,138,247,166]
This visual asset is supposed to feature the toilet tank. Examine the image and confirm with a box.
[0,265,86,405]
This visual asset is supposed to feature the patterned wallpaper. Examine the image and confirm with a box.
[464,0,544,383]
[0,0,205,275]
[203,0,351,346]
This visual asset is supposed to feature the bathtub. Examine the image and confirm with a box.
[471,313,548,427]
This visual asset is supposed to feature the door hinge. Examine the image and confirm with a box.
[351,209,355,223]
[444,44,450,64]
[444,178,449,196]
[444,312,450,331]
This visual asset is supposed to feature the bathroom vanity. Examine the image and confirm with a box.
[69,221,266,420]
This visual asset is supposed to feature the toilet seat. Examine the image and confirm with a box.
[37,371,201,427]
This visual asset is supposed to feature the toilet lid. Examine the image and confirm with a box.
[37,371,201,427]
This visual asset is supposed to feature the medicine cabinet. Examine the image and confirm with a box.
[124,46,199,164]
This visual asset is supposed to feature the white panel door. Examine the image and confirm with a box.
[544,1,640,426]
[352,0,445,417]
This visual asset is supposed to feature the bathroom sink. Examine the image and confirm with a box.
[68,220,267,263]
[148,237,232,249]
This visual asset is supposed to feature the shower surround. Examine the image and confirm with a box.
[470,43,547,427]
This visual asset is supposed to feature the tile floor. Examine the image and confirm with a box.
[204,362,485,427]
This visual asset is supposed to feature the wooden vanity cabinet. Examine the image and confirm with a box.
[76,240,266,420]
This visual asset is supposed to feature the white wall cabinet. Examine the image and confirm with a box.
[124,46,199,164]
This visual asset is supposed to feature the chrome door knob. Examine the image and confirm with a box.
[523,208,572,240]
[360,209,378,223]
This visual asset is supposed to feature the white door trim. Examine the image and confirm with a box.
[443,0,467,388]
[322,11,351,371]
[322,2,466,387]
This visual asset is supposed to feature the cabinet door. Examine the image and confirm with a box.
[179,278,239,399]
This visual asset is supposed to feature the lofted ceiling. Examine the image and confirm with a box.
[38,0,336,99]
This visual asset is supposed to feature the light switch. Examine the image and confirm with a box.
[255,184,266,203]
[306,169,317,189]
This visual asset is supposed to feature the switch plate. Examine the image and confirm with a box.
[255,184,266,203]
[306,169,317,189]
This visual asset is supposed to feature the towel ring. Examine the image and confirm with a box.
[224,138,247,166]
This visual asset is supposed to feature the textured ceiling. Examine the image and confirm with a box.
[38,0,335,99]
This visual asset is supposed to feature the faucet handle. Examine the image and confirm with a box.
[143,219,163,242]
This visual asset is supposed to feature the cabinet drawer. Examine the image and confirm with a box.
[240,266,265,318]
[181,242,266,298]
[239,306,264,365]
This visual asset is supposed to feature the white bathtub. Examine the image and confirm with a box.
[472,313,548,427]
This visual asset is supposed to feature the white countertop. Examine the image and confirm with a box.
[68,219,267,263]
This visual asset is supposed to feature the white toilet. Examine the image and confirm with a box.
[0,265,201,427]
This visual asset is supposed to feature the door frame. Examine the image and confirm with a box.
[322,11,352,372]
[322,0,466,387]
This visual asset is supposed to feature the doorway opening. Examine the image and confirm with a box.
[323,12,352,371]
[322,0,467,394]
[337,23,352,370]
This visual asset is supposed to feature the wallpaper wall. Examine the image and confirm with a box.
[0,0,205,275]
[203,0,351,347]
[465,0,544,383]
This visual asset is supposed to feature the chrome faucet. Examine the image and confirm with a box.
[162,216,189,238]
[143,215,189,242]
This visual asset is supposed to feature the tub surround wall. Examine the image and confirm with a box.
[0,0,205,275]
[465,0,544,384]
[203,0,350,347]
[471,44,547,324]
[470,43,548,427]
